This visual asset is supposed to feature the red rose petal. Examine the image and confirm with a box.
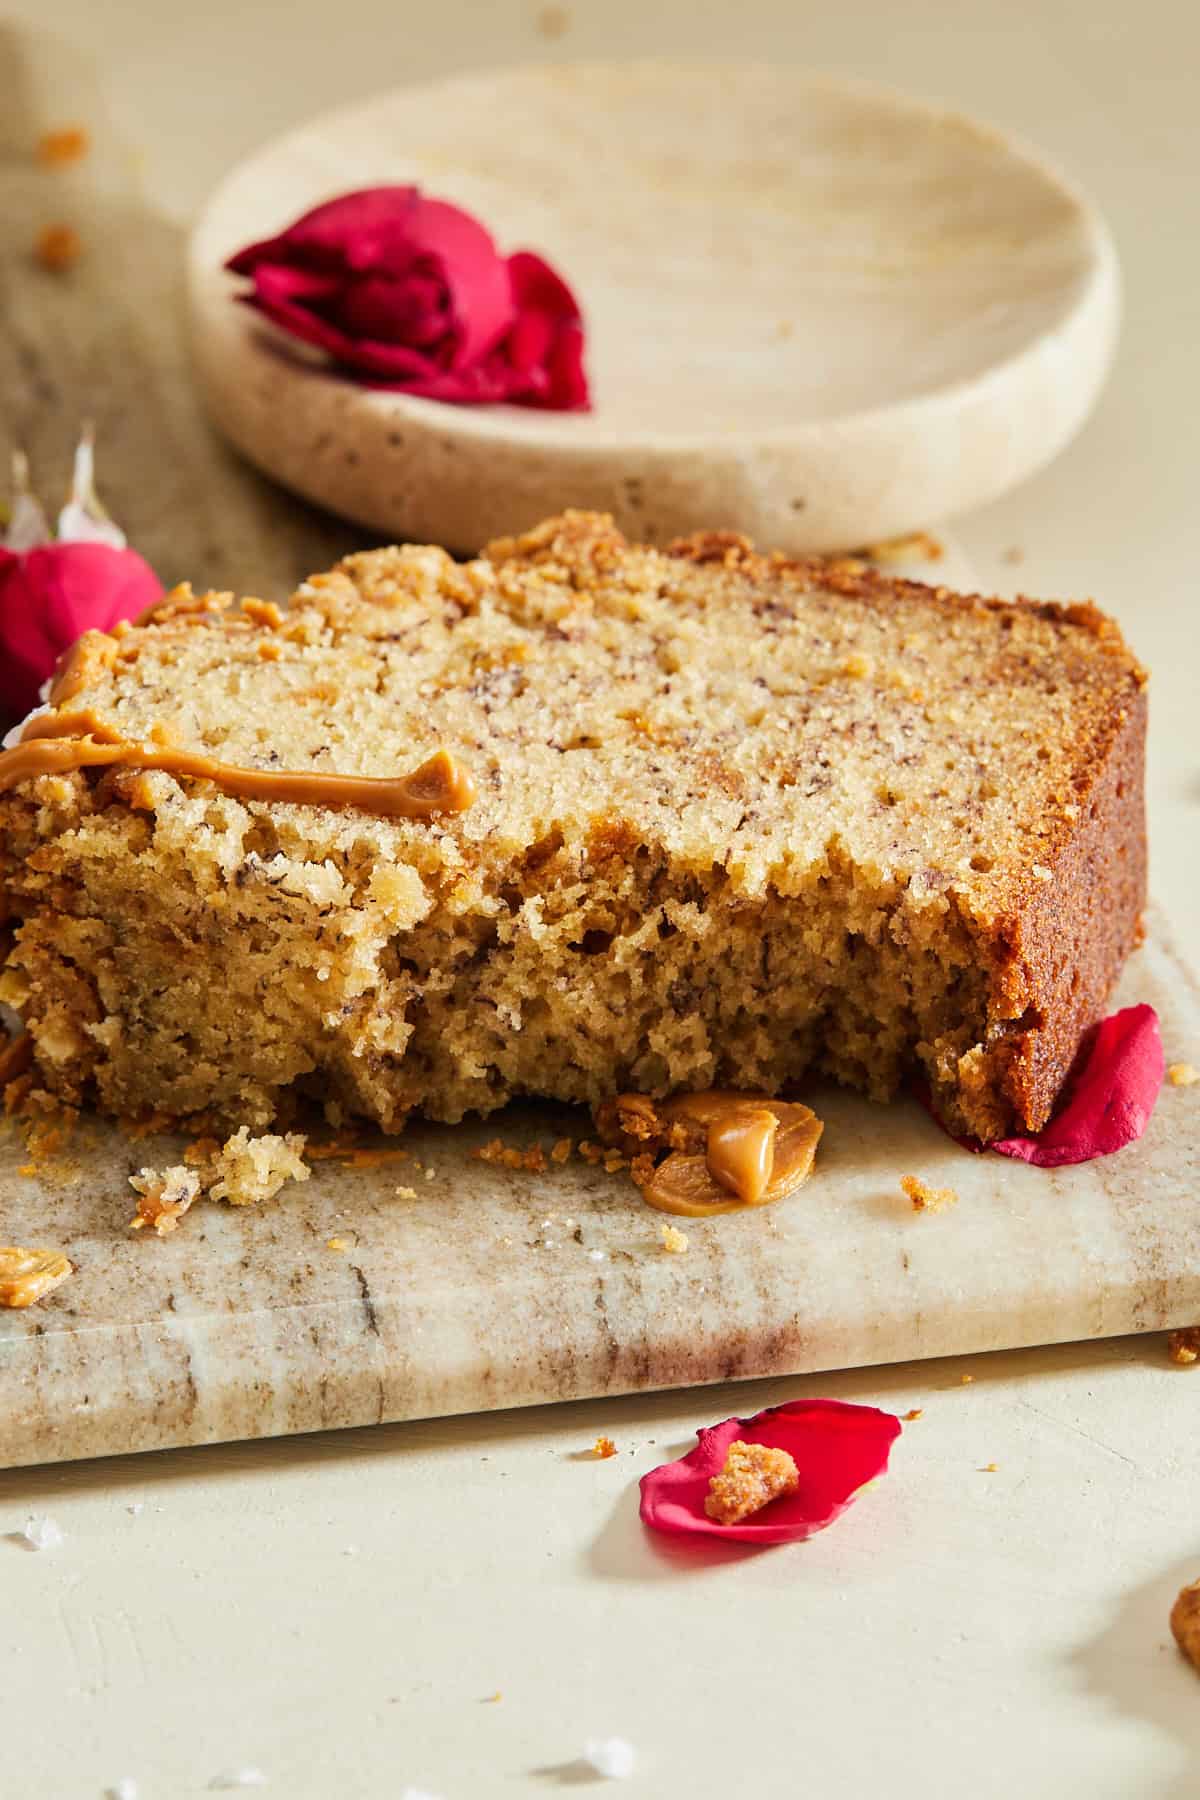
[989,1003,1163,1166]
[0,542,163,718]
[639,1399,902,1545]
[227,186,590,411]
[917,1003,1163,1166]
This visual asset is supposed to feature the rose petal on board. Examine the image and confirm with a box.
[990,1003,1164,1166]
[639,1399,902,1546]
[0,542,163,718]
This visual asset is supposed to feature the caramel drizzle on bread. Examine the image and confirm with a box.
[0,709,476,820]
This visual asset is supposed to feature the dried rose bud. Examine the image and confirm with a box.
[0,435,162,719]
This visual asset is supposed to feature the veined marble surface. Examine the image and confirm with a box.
[3,913,1196,1470]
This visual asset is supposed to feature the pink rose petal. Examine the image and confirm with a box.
[227,185,590,410]
[639,1399,902,1546]
[918,1003,1163,1166]
[0,542,163,718]
[989,1003,1163,1166]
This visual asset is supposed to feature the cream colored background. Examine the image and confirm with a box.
[2,2,1199,1797]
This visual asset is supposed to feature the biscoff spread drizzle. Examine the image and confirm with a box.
[0,709,477,820]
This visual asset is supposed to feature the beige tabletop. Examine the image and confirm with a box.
[2,2,1199,1797]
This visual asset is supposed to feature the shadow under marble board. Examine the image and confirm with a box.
[1,912,1197,1470]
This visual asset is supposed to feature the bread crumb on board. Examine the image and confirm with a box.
[901,1173,959,1214]
[129,1165,201,1236]
[130,1128,310,1235]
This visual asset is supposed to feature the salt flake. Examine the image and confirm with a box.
[21,1515,63,1551]
[584,1737,636,1779]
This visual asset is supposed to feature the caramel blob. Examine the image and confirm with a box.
[635,1091,823,1217]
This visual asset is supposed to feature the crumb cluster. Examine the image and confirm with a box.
[704,1439,800,1524]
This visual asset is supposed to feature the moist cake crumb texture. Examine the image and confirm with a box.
[0,512,1146,1141]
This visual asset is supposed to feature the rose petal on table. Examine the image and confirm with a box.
[639,1398,902,1545]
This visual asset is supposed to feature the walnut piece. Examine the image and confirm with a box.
[1171,1580,1200,1672]
[0,1245,73,1308]
[704,1439,799,1524]
[901,1173,959,1214]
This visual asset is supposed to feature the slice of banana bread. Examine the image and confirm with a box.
[0,512,1146,1141]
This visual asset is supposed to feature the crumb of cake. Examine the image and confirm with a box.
[1171,1580,1200,1672]
[20,1515,64,1550]
[1168,1062,1199,1087]
[659,1222,689,1254]
[582,1738,636,1780]
[704,1439,800,1524]
[960,1374,974,1385]
[209,1126,309,1207]
[903,1408,924,1421]
[551,1137,573,1163]
[394,1185,418,1199]
[592,1436,618,1459]
[129,1165,201,1236]
[578,1140,606,1165]
[0,1244,73,1308]
[36,125,90,165]
[536,3,569,37]
[980,1462,998,1472]
[901,1173,959,1213]
[326,1236,350,1251]
[864,531,944,564]
[473,1138,548,1172]
[1168,1327,1200,1366]
[33,222,82,271]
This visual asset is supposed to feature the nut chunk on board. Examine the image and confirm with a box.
[0,512,1146,1142]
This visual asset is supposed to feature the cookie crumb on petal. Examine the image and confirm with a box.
[705,1439,799,1524]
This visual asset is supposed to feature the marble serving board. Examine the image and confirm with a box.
[2,915,1197,1470]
